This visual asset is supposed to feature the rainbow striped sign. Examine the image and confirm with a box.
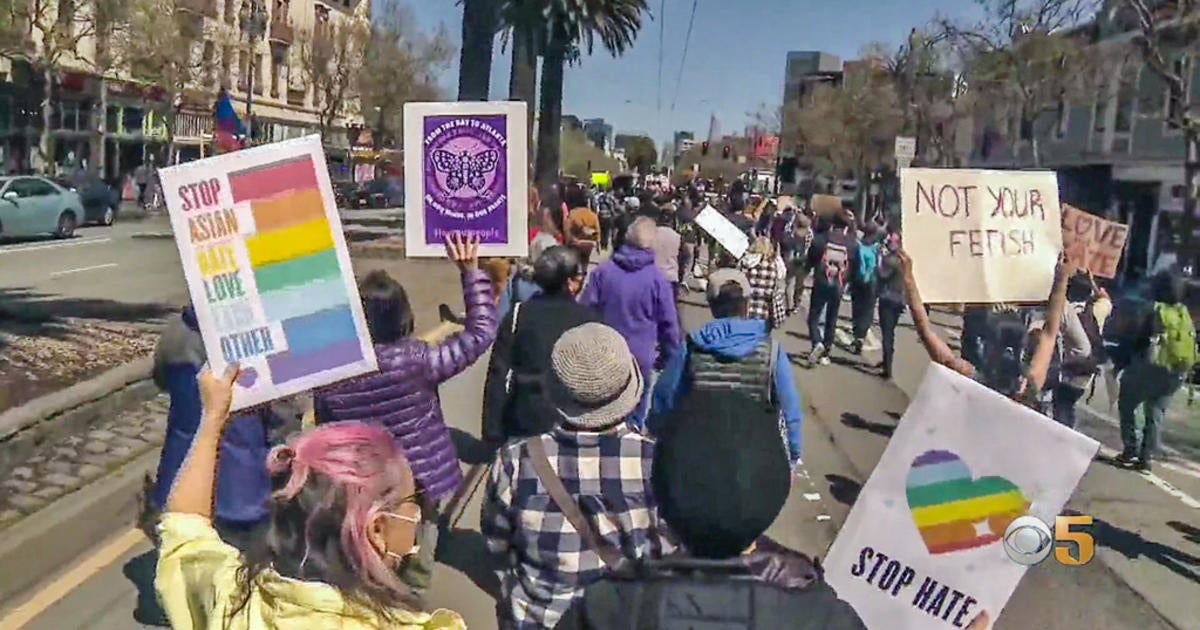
[905,450,1029,555]
[161,135,378,411]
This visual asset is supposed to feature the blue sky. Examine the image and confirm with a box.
[408,0,983,147]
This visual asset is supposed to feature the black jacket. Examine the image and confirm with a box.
[481,293,602,442]
[555,539,866,630]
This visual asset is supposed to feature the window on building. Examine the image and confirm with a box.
[202,41,217,88]
[271,43,287,98]
[1054,97,1068,139]
[57,0,75,25]
[1092,87,1107,134]
[238,48,250,92]
[1114,79,1135,133]
[106,105,119,133]
[122,108,144,135]
[222,45,234,87]
[1165,55,1193,129]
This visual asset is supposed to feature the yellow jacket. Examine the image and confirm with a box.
[155,513,466,630]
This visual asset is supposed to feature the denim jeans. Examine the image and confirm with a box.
[808,285,842,350]
[877,301,904,375]
[1117,361,1185,460]
[1052,384,1086,429]
[850,282,878,341]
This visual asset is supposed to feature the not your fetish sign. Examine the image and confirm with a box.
[160,135,378,411]
[823,365,1099,630]
[900,169,1063,304]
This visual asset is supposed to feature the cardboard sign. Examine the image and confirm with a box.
[403,101,530,257]
[159,135,379,411]
[824,365,1099,630]
[812,194,843,217]
[695,204,750,259]
[1062,205,1128,279]
[901,168,1063,304]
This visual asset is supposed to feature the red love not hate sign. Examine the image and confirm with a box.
[1062,205,1129,279]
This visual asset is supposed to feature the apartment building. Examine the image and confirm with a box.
[0,0,368,180]
[968,0,1197,280]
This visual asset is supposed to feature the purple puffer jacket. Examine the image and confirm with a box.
[315,269,497,502]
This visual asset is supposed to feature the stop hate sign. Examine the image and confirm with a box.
[900,169,1063,304]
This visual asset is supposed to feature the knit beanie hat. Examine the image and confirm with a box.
[547,323,644,430]
[652,389,791,559]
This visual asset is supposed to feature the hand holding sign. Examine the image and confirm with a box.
[445,232,481,273]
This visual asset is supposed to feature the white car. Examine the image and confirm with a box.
[0,176,86,239]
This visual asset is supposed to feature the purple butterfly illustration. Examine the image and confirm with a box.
[431,148,499,193]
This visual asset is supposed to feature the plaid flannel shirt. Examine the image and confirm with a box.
[482,426,675,629]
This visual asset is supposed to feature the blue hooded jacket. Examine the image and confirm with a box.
[150,306,272,524]
[650,317,804,466]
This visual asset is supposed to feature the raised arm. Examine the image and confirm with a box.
[165,365,240,518]
[898,249,976,377]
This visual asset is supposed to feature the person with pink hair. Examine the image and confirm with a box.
[154,365,467,629]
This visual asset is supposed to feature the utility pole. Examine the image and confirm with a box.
[241,0,268,145]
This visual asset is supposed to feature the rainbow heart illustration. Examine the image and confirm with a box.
[905,450,1030,554]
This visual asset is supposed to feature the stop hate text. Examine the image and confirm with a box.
[849,546,982,628]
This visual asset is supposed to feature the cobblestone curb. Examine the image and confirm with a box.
[0,356,157,476]
[0,394,167,531]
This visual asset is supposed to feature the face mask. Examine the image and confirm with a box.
[379,510,421,565]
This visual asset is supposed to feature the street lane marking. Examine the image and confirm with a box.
[0,528,146,629]
[1097,446,1200,509]
[1082,405,1200,479]
[0,237,110,254]
[49,263,118,277]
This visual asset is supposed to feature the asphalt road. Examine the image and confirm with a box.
[0,219,188,315]
[3,254,1199,630]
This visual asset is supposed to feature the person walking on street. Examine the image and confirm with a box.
[483,324,674,629]
[566,203,601,270]
[314,234,497,592]
[1053,273,1108,429]
[580,216,682,429]
[806,212,859,365]
[1111,270,1197,471]
[482,246,601,444]
[874,228,905,380]
[739,237,788,330]
[650,203,689,299]
[650,268,805,471]
[155,367,467,630]
[556,389,871,630]
[849,222,881,355]
[594,186,618,251]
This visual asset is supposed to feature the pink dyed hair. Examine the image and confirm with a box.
[266,421,415,596]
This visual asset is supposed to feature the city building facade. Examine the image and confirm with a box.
[583,117,613,153]
[0,0,368,181]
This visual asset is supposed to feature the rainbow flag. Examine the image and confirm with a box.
[231,156,363,383]
[214,89,246,154]
[905,450,1029,554]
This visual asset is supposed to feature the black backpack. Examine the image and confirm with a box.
[561,555,866,630]
[977,309,1034,397]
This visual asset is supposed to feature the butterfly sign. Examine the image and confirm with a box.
[403,101,530,258]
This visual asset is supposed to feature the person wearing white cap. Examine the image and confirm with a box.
[482,323,674,630]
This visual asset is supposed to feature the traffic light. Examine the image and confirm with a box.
[701,141,709,155]
[722,145,731,160]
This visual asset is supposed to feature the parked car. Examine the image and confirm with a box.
[0,176,85,239]
[54,174,120,226]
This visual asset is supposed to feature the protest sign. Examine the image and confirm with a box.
[1062,205,1128,279]
[695,204,751,259]
[403,101,529,257]
[901,168,1063,303]
[824,365,1099,630]
[812,193,843,217]
[159,135,379,412]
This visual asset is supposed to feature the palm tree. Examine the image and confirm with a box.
[531,0,648,192]
[458,0,498,100]
[501,0,541,146]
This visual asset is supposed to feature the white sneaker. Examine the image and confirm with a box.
[819,354,831,365]
[808,344,826,364]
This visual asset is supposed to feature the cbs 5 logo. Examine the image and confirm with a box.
[1002,515,1094,566]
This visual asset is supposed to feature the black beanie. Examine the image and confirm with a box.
[651,389,791,559]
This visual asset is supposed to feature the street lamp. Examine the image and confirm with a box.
[240,0,268,141]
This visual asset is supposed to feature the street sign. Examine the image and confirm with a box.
[894,136,916,161]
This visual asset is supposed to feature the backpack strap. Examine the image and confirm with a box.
[526,438,625,571]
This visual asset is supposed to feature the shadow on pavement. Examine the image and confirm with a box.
[1091,517,1200,585]
[840,411,896,437]
[824,474,862,507]
[121,549,170,627]
[1167,520,1200,545]
[450,427,495,466]
[436,527,502,601]
[0,286,174,349]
